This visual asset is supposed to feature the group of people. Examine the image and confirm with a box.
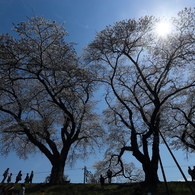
[1,168,34,184]
[99,169,113,187]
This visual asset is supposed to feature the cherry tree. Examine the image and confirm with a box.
[0,17,104,184]
[84,7,195,190]
[91,157,144,183]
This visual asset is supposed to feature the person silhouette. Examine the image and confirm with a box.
[24,173,30,183]
[29,171,34,183]
[1,168,9,183]
[7,173,12,183]
[106,169,112,184]
[15,170,22,183]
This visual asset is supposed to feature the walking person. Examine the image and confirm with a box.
[15,170,22,183]
[29,171,34,183]
[24,173,29,183]
[106,169,112,184]
[1,168,9,183]
[7,173,12,183]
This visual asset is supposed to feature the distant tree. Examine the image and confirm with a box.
[92,157,144,183]
[87,173,99,184]
[84,7,195,189]
[0,16,104,185]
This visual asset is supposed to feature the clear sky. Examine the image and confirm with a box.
[0,0,195,184]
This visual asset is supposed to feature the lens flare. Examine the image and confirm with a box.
[155,20,171,37]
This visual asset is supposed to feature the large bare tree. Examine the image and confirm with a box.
[84,8,195,190]
[0,17,104,184]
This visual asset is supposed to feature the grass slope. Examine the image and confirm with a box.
[1,182,195,195]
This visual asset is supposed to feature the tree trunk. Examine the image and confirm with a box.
[50,158,66,185]
[49,145,70,185]
[142,130,160,193]
[143,160,159,184]
[131,123,160,192]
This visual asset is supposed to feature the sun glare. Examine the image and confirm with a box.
[155,20,171,37]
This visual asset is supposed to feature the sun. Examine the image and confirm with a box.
[155,20,171,37]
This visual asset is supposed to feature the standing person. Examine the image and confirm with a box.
[18,183,25,195]
[7,173,12,183]
[15,170,22,183]
[99,175,105,188]
[29,171,34,183]
[192,166,195,178]
[24,173,29,183]
[106,169,112,184]
[1,168,9,183]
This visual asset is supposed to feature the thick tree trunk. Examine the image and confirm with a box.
[131,123,160,191]
[50,159,65,185]
[143,160,159,184]
[142,129,160,193]
[49,145,70,185]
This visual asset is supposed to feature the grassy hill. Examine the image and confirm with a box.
[1,182,195,195]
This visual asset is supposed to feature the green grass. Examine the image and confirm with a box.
[1,182,195,195]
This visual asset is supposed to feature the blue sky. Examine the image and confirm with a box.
[0,0,195,184]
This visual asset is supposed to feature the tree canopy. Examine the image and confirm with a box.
[0,16,104,184]
[1,8,195,187]
[84,7,195,187]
